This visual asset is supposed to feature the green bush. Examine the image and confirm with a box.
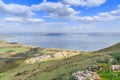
[111,59,118,65]
[112,52,120,62]
[15,70,28,76]
[97,58,109,63]
[99,70,120,80]
[15,72,22,76]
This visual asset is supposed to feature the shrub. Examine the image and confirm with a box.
[97,58,109,63]
[15,70,28,76]
[87,65,99,71]
[111,59,118,65]
[112,52,120,62]
[15,72,22,76]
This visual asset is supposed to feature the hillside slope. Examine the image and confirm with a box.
[0,41,120,80]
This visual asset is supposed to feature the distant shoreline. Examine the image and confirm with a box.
[1,33,120,51]
[0,40,85,52]
[0,35,15,38]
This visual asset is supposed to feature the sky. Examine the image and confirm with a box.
[0,0,120,33]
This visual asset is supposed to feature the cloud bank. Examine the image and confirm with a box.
[0,0,120,33]
[61,0,106,7]
[0,0,34,17]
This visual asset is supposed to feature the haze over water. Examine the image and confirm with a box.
[1,33,120,51]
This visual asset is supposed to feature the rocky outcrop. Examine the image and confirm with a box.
[112,65,120,71]
[72,70,101,80]
[54,51,79,58]
[24,55,52,64]
[24,51,80,64]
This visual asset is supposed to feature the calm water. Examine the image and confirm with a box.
[0,33,120,51]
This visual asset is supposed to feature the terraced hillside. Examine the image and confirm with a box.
[0,41,120,80]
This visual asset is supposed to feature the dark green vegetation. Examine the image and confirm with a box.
[0,41,120,80]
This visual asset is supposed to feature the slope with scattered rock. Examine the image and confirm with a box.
[0,41,120,80]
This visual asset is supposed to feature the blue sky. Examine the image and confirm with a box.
[0,0,120,33]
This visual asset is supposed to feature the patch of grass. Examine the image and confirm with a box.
[38,50,46,55]
[0,48,29,54]
[0,58,25,73]
[99,70,120,80]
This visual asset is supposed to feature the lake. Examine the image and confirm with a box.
[0,33,120,51]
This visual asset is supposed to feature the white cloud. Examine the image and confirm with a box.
[61,0,106,7]
[31,0,111,21]
[31,2,80,19]
[0,16,67,32]
[43,0,47,3]
[2,17,44,23]
[0,0,120,33]
[0,0,34,17]
[73,23,96,30]
[117,5,120,7]
[75,6,120,22]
